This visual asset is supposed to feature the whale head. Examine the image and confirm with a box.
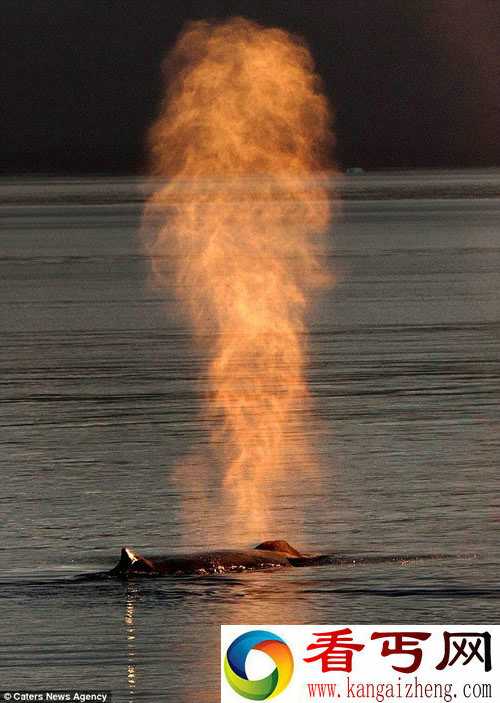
[254,540,303,557]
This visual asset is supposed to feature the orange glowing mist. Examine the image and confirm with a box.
[144,17,337,544]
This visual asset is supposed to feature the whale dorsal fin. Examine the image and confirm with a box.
[254,540,303,557]
[115,547,158,575]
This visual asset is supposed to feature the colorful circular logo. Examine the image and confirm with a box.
[224,630,294,700]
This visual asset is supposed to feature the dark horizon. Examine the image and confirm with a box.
[2,0,499,175]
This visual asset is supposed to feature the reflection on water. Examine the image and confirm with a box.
[0,171,498,701]
[125,586,137,701]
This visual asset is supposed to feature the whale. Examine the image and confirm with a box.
[78,541,441,581]
[100,540,328,579]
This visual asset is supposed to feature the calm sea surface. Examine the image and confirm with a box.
[0,171,499,701]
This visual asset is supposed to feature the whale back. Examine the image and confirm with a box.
[254,540,303,557]
[104,540,306,579]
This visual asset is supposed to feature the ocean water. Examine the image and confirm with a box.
[0,170,498,701]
